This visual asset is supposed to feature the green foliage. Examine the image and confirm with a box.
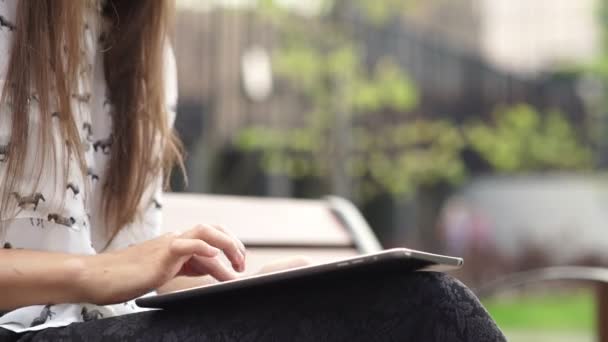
[237,127,322,178]
[358,120,465,197]
[352,60,420,113]
[237,0,442,199]
[600,0,608,52]
[585,0,608,159]
[352,0,420,25]
[483,291,594,332]
[466,104,593,172]
[238,118,466,199]
[236,0,593,201]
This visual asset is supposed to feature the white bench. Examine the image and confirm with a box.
[162,193,382,272]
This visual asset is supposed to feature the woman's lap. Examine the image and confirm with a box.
[3,272,505,342]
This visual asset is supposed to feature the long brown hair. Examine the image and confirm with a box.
[1,0,183,238]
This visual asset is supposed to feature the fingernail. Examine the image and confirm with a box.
[236,251,245,271]
[209,247,220,256]
[232,262,244,273]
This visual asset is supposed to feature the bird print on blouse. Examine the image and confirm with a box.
[151,198,163,210]
[27,93,39,105]
[81,122,94,151]
[11,193,46,211]
[93,134,113,154]
[0,14,15,31]
[66,183,80,198]
[81,307,104,322]
[47,213,76,228]
[0,143,8,162]
[72,93,91,104]
[87,168,100,182]
[30,305,55,327]
[82,122,94,142]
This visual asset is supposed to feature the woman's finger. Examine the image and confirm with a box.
[188,255,238,282]
[169,238,220,258]
[211,224,247,271]
[181,225,245,272]
[211,225,247,256]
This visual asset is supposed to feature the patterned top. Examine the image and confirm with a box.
[0,1,177,333]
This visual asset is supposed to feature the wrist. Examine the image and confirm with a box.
[74,254,110,304]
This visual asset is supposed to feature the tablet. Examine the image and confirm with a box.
[136,248,463,309]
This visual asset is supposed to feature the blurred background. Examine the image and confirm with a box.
[171,0,608,340]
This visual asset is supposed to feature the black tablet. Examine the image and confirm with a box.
[136,248,464,309]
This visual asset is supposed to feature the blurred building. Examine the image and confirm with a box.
[173,6,303,194]
[443,174,608,264]
[170,0,603,250]
[407,0,600,75]
[171,0,595,194]
[173,0,596,145]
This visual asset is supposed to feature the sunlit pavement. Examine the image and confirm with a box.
[504,329,594,342]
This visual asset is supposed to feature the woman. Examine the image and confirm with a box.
[0,1,505,340]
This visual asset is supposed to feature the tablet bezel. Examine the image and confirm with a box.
[136,248,463,309]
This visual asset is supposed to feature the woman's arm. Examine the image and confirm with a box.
[0,249,90,311]
[0,225,246,311]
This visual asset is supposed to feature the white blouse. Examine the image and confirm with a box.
[0,1,177,333]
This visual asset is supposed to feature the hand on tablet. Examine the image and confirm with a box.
[81,224,247,305]
[176,224,247,278]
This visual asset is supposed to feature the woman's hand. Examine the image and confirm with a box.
[157,255,315,294]
[82,225,247,305]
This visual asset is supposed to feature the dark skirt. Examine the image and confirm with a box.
[0,272,505,341]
